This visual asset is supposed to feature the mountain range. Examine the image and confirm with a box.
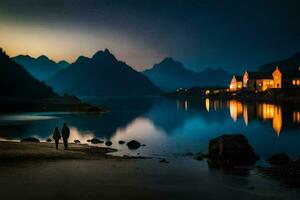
[0,48,102,112]
[47,49,161,97]
[13,55,69,81]
[143,57,231,91]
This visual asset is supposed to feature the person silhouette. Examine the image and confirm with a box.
[52,127,61,150]
[61,122,70,150]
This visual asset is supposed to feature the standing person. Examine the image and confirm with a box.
[52,127,61,150]
[61,122,70,150]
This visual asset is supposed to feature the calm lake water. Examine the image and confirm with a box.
[0,97,300,158]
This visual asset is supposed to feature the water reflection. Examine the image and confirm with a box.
[293,111,300,123]
[0,97,300,158]
[224,100,297,136]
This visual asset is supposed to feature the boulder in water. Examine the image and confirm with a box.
[105,141,112,146]
[46,138,52,143]
[118,140,125,145]
[127,140,141,150]
[208,134,259,163]
[90,138,103,144]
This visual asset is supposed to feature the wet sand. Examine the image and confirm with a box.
[0,142,299,200]
[0,141,117,160]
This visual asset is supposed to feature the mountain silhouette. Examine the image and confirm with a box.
[13,55,63,81]
[47,49,161,97]
[0,49,57,99]
[258,52,300,74]
[143,57,231,91]
[57,60,70,68]
[0,48,103,113]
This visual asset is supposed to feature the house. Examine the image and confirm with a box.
[229,75,243,91]
[243,66,282,92]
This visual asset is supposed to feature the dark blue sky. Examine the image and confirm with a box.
[0,0,300,73]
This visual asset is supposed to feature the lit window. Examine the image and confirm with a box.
[297,80,300,85]
[293,80,296,85]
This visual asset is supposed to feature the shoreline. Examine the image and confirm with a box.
[0,141,118,161]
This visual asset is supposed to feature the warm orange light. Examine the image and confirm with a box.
[205,98,210,112]
[229,100,243,122]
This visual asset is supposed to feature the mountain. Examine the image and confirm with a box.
[143,57,231,91]
[0,49,57,99]
[258,52,300,74]
[13,55,62,81]
[57,60,70,68]
[0,48,102,113]
[47,49,161,97]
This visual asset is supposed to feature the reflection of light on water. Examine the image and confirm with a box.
[243,104,248,126]
[257,103,282,135]
[110,117,167,156]
[258,104,275,120]
[0,114,58,123]
[229,100,243,122]
[112,117,166,142]
[273,106,282,136]
[184,100,188,111]
[205,98,210,112]
[293,112,300,123]
[47,127,95,143]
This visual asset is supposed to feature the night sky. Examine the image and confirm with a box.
[0,0,300,73]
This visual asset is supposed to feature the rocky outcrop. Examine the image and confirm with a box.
[208,134,259,164]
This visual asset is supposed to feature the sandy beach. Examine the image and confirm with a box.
[0,141,300,200]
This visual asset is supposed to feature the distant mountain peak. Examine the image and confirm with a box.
[57,60,70,68]
[151,57,185,72]
[37,55,50,61]
[92,49,116,61]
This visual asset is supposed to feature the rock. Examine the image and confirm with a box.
[118,140,125,145]
[46,138,52,143]
[90,138,103,144]
[159,159,169,163]
[267,153,290,165]
[141,144,146,147]
[105,141,112,146]
[127,140,141,150]
[74,140,81,144]
[185,152,194,156]
[87,140,91,142]
[21,137,40,143]
[208,134,259,163]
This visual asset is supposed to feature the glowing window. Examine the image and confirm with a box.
[293,80,296,85]
[297,80,300,85]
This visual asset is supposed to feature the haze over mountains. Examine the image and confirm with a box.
[143,58,232,91]
[13,55,69,81]
[47,49,161,97]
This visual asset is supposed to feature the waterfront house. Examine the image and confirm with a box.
[229,75,243,91]
[242,66,282,92]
